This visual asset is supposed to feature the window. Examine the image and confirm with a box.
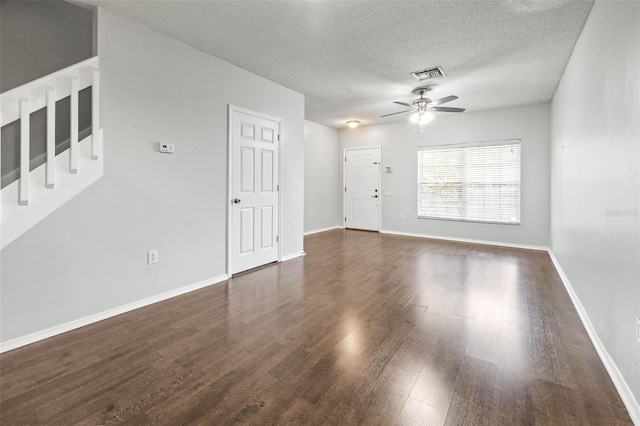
[417,140,521,224]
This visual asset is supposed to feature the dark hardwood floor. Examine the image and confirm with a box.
[0,229,632,425]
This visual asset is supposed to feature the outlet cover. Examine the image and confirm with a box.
[636,317,640,344]
[148,250,159,264]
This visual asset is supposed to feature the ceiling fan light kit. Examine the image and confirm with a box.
[410,111,434,124]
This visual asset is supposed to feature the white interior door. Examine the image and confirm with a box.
[230,109,280,274]
[344,147,380,231]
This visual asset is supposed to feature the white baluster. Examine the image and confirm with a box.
[46,87,56,188]
[91,68,100,160]
[19,98,30,206]
[70,77,79,174]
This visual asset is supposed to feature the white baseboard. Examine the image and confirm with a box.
[379,229,548,252]
[304,225,343,236]
[0,274,229,354]
[547,250,640,425]
[281,251,306,262]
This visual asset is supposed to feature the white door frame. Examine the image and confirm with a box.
[342,145,382,231]
[227,105,283,276]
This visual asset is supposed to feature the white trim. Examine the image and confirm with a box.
[342,145,381,151]
[228,105,283,124]
[378,229,548,251]
[343,146,382,231]
[417,138,521,150]
[304,225,343,236]
[227,105,283,276]
[281,251,306,262]
[226,106,233,276]
[0,274,229,354]
[278,122,284,265]
[547,250,640,425]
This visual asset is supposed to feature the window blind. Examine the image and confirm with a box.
[417,140,521,224]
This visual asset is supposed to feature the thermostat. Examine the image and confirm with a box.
[160,143,175,153]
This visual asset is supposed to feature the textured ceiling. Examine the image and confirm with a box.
[77,0,594,129]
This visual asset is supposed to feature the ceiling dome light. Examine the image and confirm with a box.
[346,120,360,129]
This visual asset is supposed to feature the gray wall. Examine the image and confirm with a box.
[0,0,94,93]
[0,9,305,343]
[304,120,341,233]
[551,0,640,405]
[339,103,551,247]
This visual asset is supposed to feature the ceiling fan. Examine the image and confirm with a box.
[381,86,465,130]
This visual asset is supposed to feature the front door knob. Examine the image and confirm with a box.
[233,198,241,204]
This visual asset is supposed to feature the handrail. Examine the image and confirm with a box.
[0,56,98,127]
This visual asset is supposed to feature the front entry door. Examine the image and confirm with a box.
[344,147,380,231]
[230,108,280,274]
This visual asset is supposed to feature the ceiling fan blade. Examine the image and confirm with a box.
[380,109,414,117]
[429,106,465,113]
[429,95,458,106]
[393,101,413,107]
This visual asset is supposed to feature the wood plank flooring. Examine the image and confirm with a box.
[0,229,633,425]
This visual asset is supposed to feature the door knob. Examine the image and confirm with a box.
[372,195,378,198]
[233,198,241,204]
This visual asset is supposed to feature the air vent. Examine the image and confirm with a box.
[412,66,446,80]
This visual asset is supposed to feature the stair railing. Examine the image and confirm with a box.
[1,56,103,249]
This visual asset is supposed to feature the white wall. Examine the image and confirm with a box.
[339,103,550,247]
[551,0,640,413]
[304,120,340,233]
[0,9,305,344]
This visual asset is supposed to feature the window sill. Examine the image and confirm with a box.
[417,216,521,226]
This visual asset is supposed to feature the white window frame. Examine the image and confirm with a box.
[417,139,521,225]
